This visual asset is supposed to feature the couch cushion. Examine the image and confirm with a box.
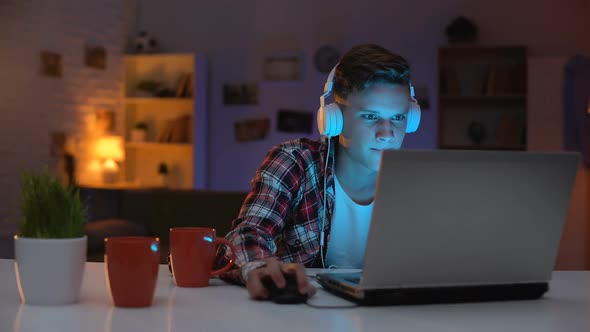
[85,219,150,254]
[0,223,17,259]
[119,190,248,246]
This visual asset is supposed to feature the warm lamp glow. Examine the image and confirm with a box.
[94,135,124,184]
[103,158,119,171]
[88,159,102,173]
[102,158,119,184]
[94,136,124,162]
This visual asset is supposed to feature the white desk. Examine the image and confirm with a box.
[0,259,589,332]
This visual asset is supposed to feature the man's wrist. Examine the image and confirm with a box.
[240,260,267,283]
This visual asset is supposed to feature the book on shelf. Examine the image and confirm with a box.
[484,65,496,96]
[485,63,526,96]
[156,115,192,143]
[441,65,461,96]
[175,73,193,98]
[185,73,193,98]
[169,115,192,143]
[157,119,175,143]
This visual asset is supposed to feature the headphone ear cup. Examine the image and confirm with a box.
[332,104,343,136]
[318,103,343,137]
[317,105,328,135]
[405,100,421,133]
[325,103,335,135]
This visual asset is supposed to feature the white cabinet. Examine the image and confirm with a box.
[122,54,208,189]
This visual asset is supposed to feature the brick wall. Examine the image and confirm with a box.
[0,0,129,229]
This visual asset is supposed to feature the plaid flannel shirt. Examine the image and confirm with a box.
[215,137,337,284]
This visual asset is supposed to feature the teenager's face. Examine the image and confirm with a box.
[337,83,410,173]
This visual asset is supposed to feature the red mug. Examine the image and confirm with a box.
[104,237,160,307]
[169,227,237,287]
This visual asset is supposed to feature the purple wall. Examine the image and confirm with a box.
[136,0,589,191]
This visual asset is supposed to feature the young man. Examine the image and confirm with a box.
[215,43,420,300]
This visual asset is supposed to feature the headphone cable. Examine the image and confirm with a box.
[320,136,331,269]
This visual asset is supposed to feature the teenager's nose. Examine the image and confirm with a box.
[376,120,394,142]
[377,135,394,142]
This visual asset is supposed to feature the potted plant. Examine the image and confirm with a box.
[14,169,88,305]
[157,162,169,187]
[131,122,148,142]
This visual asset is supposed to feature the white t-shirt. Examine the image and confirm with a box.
[325,175,374,269]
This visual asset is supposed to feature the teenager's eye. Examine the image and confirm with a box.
[362,114,377,120]
[392,114,406,122]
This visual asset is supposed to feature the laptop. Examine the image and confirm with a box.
[317,149,580,306]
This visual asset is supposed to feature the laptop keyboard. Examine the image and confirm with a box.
[344,276,361,284]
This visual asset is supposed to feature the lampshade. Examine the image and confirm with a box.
[94,135,124,162]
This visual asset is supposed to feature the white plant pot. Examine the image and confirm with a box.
[130,129,147,142]
[14,235,87,305]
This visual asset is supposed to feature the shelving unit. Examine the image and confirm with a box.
[121,53,208,189]
[125,142,192,149]
[438,46,528,150]
[124,97,194,105]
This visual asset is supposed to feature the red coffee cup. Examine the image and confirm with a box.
[169,227,237,287]
[104,237,160,307]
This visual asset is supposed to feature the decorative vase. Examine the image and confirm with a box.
[157,174,168,187]
[130,129,147,142]
[14,235,87,305]
[467,121,487,145]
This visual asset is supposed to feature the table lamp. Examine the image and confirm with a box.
[94,135,124,184]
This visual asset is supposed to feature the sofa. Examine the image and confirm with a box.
[81,187,248,263]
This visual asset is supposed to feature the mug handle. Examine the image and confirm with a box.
[210,238,237,277]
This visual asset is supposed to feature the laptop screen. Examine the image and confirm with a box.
[359,150,579,290]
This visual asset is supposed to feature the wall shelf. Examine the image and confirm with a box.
[438,46,528,150]
[439,144,526,151]
[440,95,526,103]
[121,53,208,189]
[126,142,192,149]
[124,97,193,105]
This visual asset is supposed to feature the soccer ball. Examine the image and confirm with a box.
[134,31,158,53]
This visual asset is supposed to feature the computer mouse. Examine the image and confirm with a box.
[262,273,309,304]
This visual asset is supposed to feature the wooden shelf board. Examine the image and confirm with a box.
[124,97,193,104]
[125,142,192,149]
[439,144,526,151]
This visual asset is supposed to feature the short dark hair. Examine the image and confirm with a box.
[332,44,410,99]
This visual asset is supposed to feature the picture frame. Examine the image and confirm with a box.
[40,51,62,78]
[223,83,258,105]
[85,45,107,70]
[234,118,270,142]
[262,52,302,82]
[95,109,116,134]
[277,109,313,133]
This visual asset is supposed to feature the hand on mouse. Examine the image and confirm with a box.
[245,257,316,300]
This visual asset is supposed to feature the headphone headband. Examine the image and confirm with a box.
[318,62,421,136]
[323,64,338,95]
[323,63,415,98]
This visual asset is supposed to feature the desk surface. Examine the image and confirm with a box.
[1,259,589,332]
